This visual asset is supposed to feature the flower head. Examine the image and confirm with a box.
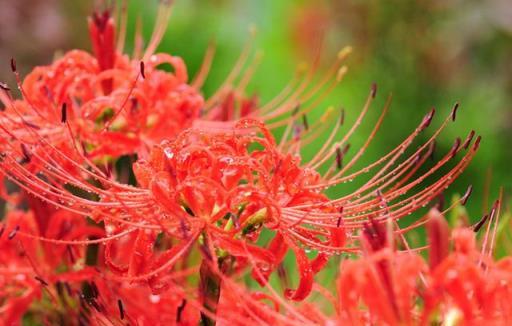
[334,200,511,325]
[0,97,479,302]
[1,7,202,159]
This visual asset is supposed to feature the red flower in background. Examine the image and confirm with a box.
[1,8,202,160]
[333,201,512,325]
[0,209,103,324]
[0,3,352,162]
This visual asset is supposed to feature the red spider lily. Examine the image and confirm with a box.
[0,8,202,160]
[0,118,336,300]
[334,200,512,325]
[0,238,198,324]
[336,216,425,325]
[0,94,478,301]
[0,208,202,325]
[0,2,351,161]
[0,209,104,324]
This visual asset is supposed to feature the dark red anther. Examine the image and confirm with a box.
[176,299,187,322]
[449,137,461,158]
[371,82,377,98]
[20,144,31,163]
[129,97,139,115]
[0,82,10,91]
[335,146,343,169]
[61,103,67,123]
[490,200,500,220]
[421,108,436,130]
[435,193,445,211]
[67,245,76,264]
[473,214,490,233]
[10,58,17,72]
[451,102,459,121]
[337,206,344,227]
[8,225,19,240]
[35,276,49,286]
[463,130,475,150]
[302,114,309,130]
[339,108,345,125]
[140,61,146,79]
[0,224,4,238]
[461,185,473,206]
[118,299,125,320]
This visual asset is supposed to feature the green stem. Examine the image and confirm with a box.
[199,258,220,326]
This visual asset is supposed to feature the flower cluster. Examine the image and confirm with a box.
[0,3,498,325]
[334,206,511,325]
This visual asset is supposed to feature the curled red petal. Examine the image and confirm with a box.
[283,237,313,301]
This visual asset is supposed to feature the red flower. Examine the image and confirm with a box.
[0,99,478,302]
[0,4,351,161]
[1,9,203,159]
[0,209,102,324]
[334,202,512,325]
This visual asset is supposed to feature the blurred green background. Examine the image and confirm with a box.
[1,0,510,219]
